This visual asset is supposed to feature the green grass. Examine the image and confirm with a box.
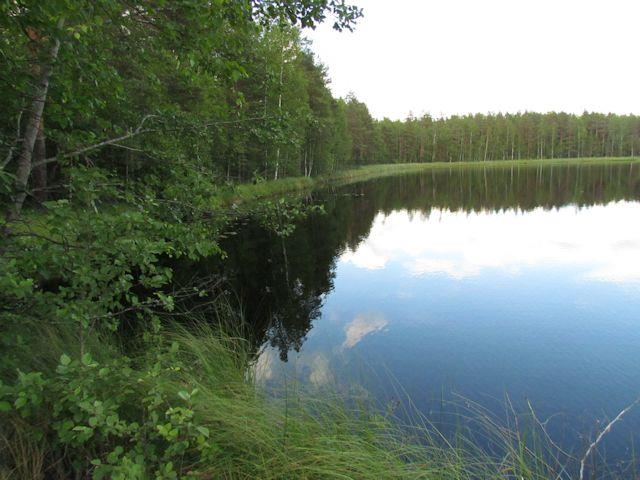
[326,156,640,183]
[0,319,598,479]
[221,157,640,203]
[221,176,316,204]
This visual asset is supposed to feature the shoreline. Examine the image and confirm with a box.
[226,156,640,203]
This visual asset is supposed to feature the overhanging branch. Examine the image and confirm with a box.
[31,114,156,168]
[30,114,275,169]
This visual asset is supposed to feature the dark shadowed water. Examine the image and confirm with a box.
[213,162,640,461]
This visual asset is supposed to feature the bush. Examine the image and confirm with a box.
[1,328,225,479]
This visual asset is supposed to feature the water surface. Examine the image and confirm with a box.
[220,162,640,456]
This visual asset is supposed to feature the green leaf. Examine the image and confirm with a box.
[60,354,71,366]
[0,401,11,412]
[81,353,93,366]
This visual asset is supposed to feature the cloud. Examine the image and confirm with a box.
[406,258,481,279]
[309,353,333,386]
[343,313,388,349]
[341,243,387,270]
[252,348,278,384]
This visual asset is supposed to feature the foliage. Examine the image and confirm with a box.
[1,325,234,479]
[0,0,361,206]
[0,322,576,480]
[365,111,640,164]
[253,197,325,238]
[1,165,224,338]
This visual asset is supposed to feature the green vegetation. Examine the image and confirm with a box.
[325,156,640,184]
[225,157,640,201]
[1,0,639,478]
[351,107,640,165]
[2,319,576,479]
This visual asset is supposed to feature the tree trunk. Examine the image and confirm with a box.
[7,19,63,222]
[431,130,437,162]
[303,148,307,177]
[32,120,48,204]
[274,39,284,180]
[307,151,313,177]
[483,134,489,162]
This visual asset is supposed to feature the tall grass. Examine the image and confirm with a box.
[6,317,627,479]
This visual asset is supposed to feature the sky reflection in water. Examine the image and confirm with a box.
[341,203,640,284]
[244,165,640,455]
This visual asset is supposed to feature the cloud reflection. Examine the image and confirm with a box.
[343,313,388,348]
[340,202,640,284]
[252,348,278,384]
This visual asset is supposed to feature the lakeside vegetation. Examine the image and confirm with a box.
[2,318,583,480]
[3,160,637,479]
[228,157,640,202]
[1,1,639,479]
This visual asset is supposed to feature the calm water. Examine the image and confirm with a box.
[218,162,640,457]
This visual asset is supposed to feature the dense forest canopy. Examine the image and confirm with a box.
[368,111,640,164]
[0,0,363,220]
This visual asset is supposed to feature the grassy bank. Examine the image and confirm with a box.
[1,320,573,479]
[223,157,640,203]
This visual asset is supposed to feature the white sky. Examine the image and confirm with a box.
[305,0,640,120]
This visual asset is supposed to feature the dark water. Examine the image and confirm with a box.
[216,162,640,459]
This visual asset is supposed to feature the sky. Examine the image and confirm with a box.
[305,0,640,120]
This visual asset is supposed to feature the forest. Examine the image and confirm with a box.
[2,1,640,211]
[1,1,639,479]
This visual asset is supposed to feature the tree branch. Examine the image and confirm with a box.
[31,114,156,168]
[30,114,274,169]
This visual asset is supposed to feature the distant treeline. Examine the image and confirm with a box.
[359,110,640,165]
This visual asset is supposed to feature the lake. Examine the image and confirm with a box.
[218,161,640,459]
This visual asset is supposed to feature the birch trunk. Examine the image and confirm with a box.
[274,40,284,180]
[483,134,489,162]
[31,120,48,204]
[7,19,63,222]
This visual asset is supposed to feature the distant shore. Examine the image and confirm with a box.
[225,156,640,203]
